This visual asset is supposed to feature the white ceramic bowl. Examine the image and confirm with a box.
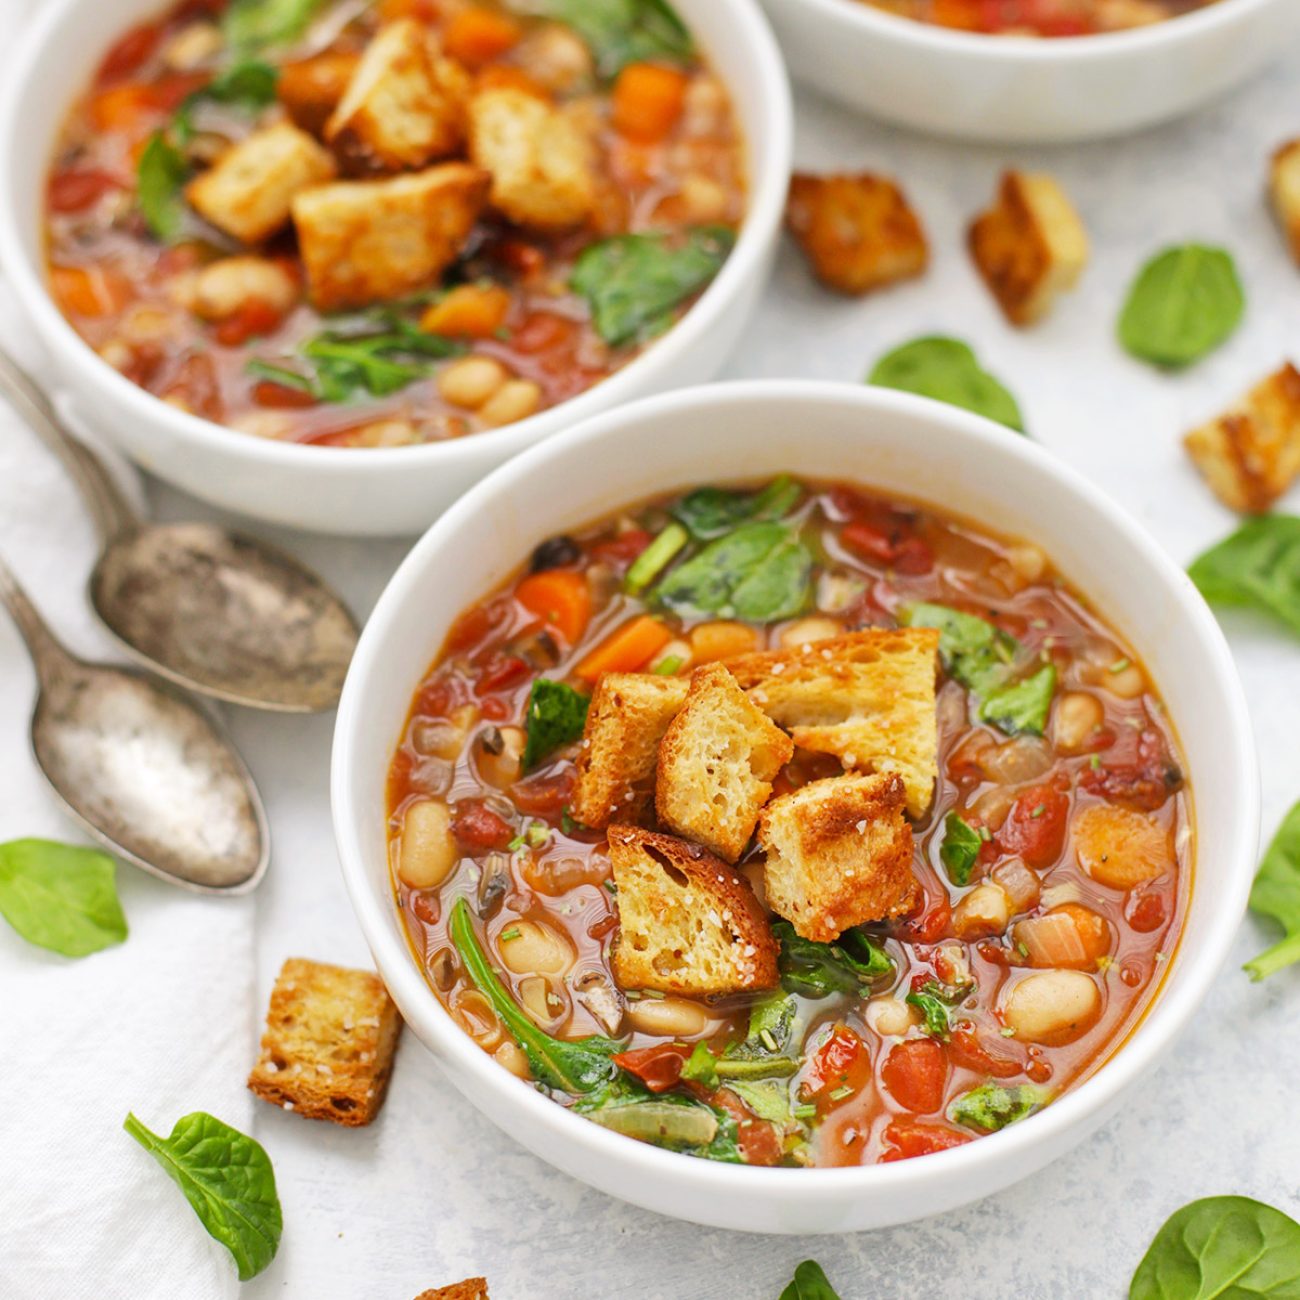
[332,380,1257,1233]
[760,0,1300,143]
[0,0,791,537]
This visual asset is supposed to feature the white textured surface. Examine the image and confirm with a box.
[3,17,1300,1300]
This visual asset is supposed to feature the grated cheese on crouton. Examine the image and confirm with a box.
[725,628,939,819]
[186,122,336,245]
[758,772,918,943]
[608,824,779,996]
[968,171,1089,326]
[467,86,596,229]
[1271,140,1300,267]
[248,958,401,1127]
[278,51,360,135]
[655,662,793,864]
[1185,362,1300,514]
[413,1281,489,1300]
[292,162,489,310]
[570,672,690,829]
[785,172,929,295]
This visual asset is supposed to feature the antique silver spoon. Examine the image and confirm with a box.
[0,556,269,893]
[0,348,360,712]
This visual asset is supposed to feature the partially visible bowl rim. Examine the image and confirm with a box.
[331,379,1259,1204]
[0,0,792,472]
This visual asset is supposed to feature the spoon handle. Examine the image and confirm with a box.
[0,554,77,686]
[0,346,138,540]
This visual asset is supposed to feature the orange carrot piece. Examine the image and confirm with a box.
[516,570,592,646]
[420,284,512,339]
[50,265,128,318]
[443,8,522,66]
[611,63,688,144]
[575,615,673,682]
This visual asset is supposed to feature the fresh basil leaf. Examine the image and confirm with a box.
[901,601,1018,696]
[779,1260,843,1300]
[123,1111,281,1280]
[1129,1196,1300,1300]
[1119,244,1245,368]
[1245,801,1300,981]
[1189,516,1300,639]
[680,1041,719,1089]
[0,838,127,958]
[939,812,983,887]
[869,335,1024,433]
[575,1075,742,1162]
[137,132,189,243]
[774,920,892,998]
[224,0,326,53]
[521,679,589,771]
[519,0,692,78]
[571,226,734,347]
[979,663,1057,737]
[671,476,803,541]
[947,1083,1050,1133]
[730,536,813,622]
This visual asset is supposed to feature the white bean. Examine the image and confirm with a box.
[626,995,708,1037]
[492,1039,532,1079]
[779,616,842,648]
[1002,970,1101,1045]
[397,798,458,889]
[479,379,543,427]
[867,996,919,1038]
[1053,691,1104,753]
[476,725,527,789]
[498,919,573,976]
[953,883,1011,940]
[437,356,508,409]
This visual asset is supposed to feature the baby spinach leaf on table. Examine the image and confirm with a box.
[1245,801,1300,981]
[137,133,189,242]
[869,336,1025,433]
[779,1260,843,1300]
[939,812,983,887]
[225,0,326,53]
[521,679,589,771]
[774,920,892,998]
[450,898,623,1093]
[123,1111,281,1281]
[0,839,127,958]
[520,0,693,78]
[947,1082,1050,1133]
[1129,1196,1300,1300]
[571,226,734,346]
[1188,516,1300,639]
[671,476,803,540]
[1119,244,1245,368]
[979,663,1057,737]
[574,1074,742,1162]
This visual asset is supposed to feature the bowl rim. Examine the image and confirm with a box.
[0,0,792,474]
[770,0,1282,60]
[331,379,1259,1203]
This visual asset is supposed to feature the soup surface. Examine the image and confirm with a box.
[862,0,1219,35]
[44,0,743,448]
[386,477,1190,1167]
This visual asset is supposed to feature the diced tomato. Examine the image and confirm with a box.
[1081,727,1183,812]
[98,23,160,81]
[840,521,934,575]
[611,1044,688,1093]
[451,800,514,851]
[415,675,465,718]
[481,696,509,722]
[513,311,576,355]
[997,783,1070,870]
[880,1119,971,1162]
[881,1039,948,1114]
[589,528,653,567]
[510,769,575,817]
[948,1025,1021,1079]
[214,299,286,347]
[446,602,504,655]
[474,652,530,695]
[48,169,124,214]
[803,1026,870,1111]
[1126,890,1168,934]
[896,890,952,946]
[714,1090,784,1167]
[252,380,317,409]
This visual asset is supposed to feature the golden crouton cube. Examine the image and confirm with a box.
[785,172,929,295]
[292,163,489,310]
[608,824,779,996]
[759,773,918,944]
[1270,140,1300,266]
[570,672,690,829]
[279,51,361,136]
[186,122,337,245]
[1185,363,1300,514]
[468,86,596,229]
[726,628,940,819]
[326,20,468,172]
[414,1282,489,1300]
[655,662,794,863]
[248,957,401,1127]
[968,171,1089,326]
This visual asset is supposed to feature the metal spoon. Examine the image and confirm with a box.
[0,348,360,713]
[0,556,268,893]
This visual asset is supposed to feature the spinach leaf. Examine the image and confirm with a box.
[520,0,693,78]
[0,839,127,958]
[902,601,1018,697]
[575,1075,742,1161]
[774,920,892,998]
[1245,801,1300,981]
[979,663,1057,736]
[671,476,803,540]
[225,0,326,53]
[175,59,279,142]
[624,523,688,594]
[947,1083,1050,1133]
[869,336,1025,433]
[1189,516,1300,639]
[123,1111,281,1280]
[679,1040,719,1089]
[724,1078,793,1126]
[1129,1197,1300,1300]
[571,226,734,346]
[905,978,972,1041]
[731,536,813,622]
[137,133,189,243]
[737,990,797,1056]
[1119,244,1245,368]
[779,1260,843,1300]
[654,522,811,621]
[939,812,983,887]
[449,898,622,1093]
[521,679,590,771]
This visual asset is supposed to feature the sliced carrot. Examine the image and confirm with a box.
[378,0,440,19]
[443,7,522,66]
[50,265,129,318]
[612,63,688,143]
[515,569,592,646]
[689,620,760,663]
[90,84,162,134]
[575,615,673,681]
[420,284,512,339]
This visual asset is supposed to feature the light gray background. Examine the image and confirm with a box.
[3,23,1300,1300]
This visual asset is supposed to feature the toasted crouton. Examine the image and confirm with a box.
[468,86,596,229]
[292,162,489,310]
[785,173,929,295]
[414,1281,489,1300]
[758,773,917,943]
[570,672,690,829]
[1270,140,1300,266]
[655,663,794,863]
[968,171,1089,326]
[248,958,401,1126]
[1185,363,1300,513]
[608,824,779,995]
[186,122,336,245]
[326,21,468,172]
[278,52,360,135]
[726,628,939,819]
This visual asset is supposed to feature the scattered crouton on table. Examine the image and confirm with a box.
[608,824,779,996]
[1270,139,1300,266]
[414,1280,489,1300]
